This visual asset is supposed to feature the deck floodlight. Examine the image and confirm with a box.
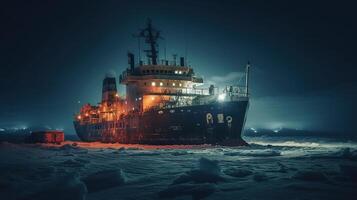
[218,93,226,101]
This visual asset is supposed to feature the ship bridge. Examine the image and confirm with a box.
[120,63,205,95]
[120,60,209,111]
[120,65,203,85]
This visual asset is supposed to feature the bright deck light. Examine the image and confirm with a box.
[218,93,226,101]
[151,82,156,86]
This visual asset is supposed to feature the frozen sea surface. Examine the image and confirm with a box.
[0,136,357,200]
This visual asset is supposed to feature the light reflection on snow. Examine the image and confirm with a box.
[41,141,213,150]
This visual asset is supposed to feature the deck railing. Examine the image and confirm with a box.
[119,70,203,83]
[143,87,210,96]
[143,86,248,97]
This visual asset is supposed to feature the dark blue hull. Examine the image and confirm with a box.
[74,100,249,145]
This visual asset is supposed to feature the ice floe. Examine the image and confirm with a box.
[224,149,281,157]
[292,170,328,182]
[82,169,126,193]
[25,173,87,200]
[253,172,269,182]
[172,157,225,184]
[158,183,216,199]
[339,164,357,181]
[223,168,253,178]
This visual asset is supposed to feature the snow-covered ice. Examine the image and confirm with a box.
[0,136,357,200]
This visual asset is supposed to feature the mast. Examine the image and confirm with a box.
[138,18,161,65]
[245,62,250,96]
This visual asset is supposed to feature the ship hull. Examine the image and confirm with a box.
[74,100,249,145]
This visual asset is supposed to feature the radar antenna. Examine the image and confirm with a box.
[136,18,162,65]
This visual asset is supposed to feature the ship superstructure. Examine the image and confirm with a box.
[74,20,250,145]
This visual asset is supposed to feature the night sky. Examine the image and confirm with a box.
[1,0,356,134]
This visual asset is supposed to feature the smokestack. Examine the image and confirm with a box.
[102,76,118,103]
[180,57,185,66]
[128,52,135,71]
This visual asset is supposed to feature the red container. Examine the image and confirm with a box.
[30,131,64,144]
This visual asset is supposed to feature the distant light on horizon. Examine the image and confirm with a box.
[250,127,258,133]
[247,118,307,132]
